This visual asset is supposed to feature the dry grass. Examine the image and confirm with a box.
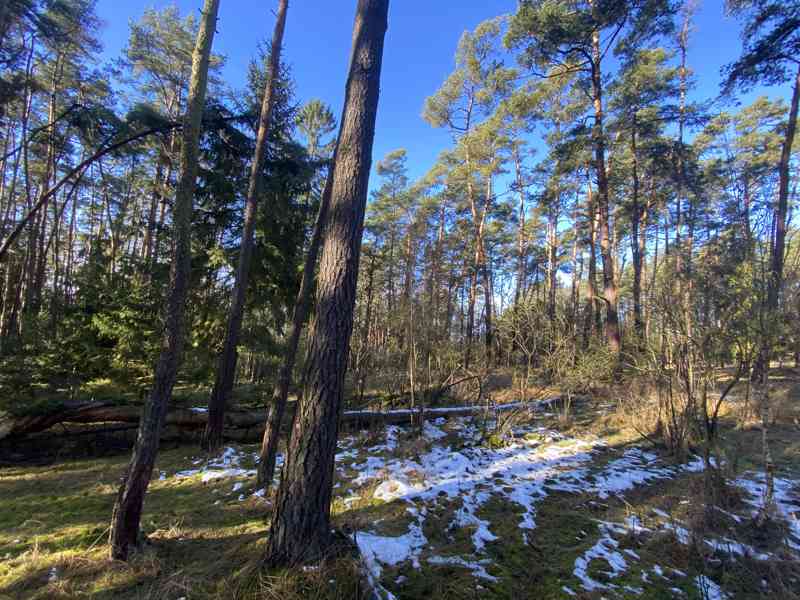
[0,444,366,600]
[2,369,800,600]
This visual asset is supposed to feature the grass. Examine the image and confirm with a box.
[0,444,369,600]
[1,371,800,599]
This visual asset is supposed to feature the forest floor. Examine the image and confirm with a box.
[1,372,800,600]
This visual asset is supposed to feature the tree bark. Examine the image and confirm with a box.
[513,148,526,305]
[264,0,388,566]
[546,201,558,322]
[108,0,220,561]
[629,121,644,340]
[256,146,333,490]
[754,64,800,524]
[203,0,289,452]
[582,174,599,348]
[768,64,799,322]
[590,30,620,354]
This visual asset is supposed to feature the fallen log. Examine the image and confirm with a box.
[0,396,562,444]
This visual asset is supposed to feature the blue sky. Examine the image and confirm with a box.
[95,1,792,189]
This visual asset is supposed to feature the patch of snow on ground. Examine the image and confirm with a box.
[423,420,447,441]
[695,575,729,600]
[573,521,632,592]
[590,448,683,499]
[736,473,800,553]
[348,418,715,591]
[427,555,497,581]
[174,446,256,481]
[354,509,428,600]
[374,478,421,503]
[350,423,602,584]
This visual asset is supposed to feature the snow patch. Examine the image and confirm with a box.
[427,555,497,581]
[573,522,631,592]
[695,575,729,600]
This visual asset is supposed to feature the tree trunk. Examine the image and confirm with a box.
[754,64,799,524]
[142,156,165,270]
[264,0,388,566]
[256,141,333,490]
[590,31,620,354]
[582,175,598,347]
[546,202,558,321]
[203,0,289,452]
[513,148,526,305]
[482,175,493,366]
[570,197,581,333]
[465,267,477,369]
[357,251,377,403]
[108,0,220,561]
[630,122,644,340]
[768,64,799,324]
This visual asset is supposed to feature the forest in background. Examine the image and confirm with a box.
[1,0,800,598]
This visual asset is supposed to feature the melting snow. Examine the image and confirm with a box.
[573,521,630,592]
[427,555,497,581]
[345,416,724,594]
[695,575,729,600]
[736,473,800,552]
[160,408,799,597]
[422,419,447,441]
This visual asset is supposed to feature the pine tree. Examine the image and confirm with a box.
[203,0,289,452]
[109,0,221,561]
[264,0,389,566]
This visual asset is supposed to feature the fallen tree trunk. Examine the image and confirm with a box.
[0,403,264,441]
[0,397,562,443]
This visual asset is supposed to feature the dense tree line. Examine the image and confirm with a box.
[352,0,800,411]
[0,1,322,405]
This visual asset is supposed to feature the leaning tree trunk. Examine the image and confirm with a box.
[202,0,289,452]
[264,0,388,566]
[108,0,220,561]
[256,157,333,489]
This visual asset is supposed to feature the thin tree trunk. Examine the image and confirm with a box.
[256,149,333,490]
[755,63,799,524]
[465,266,477,369]
[630,121,644,340]
[203,0,288,452]
[513,148,526,305]
[482,176,493,366]
[264,0,388,566]
[108,0,220,561]
[142,156,165,269]
[357,251,377,403]
[570,196,580,332]
[546,202,558,321]
[583,175,598,347]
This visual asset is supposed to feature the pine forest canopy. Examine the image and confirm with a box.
[0,0,799,596]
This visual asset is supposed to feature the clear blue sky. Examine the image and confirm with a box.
[94,1,791,189]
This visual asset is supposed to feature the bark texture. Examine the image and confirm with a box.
[256,161,333,489]
[264,0,388,566]
[108,0,220,561]
[590,29,620,354]
[203,0,289,452]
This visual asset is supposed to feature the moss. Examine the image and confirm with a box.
[0,446,270,600]
[3,380,800,600]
